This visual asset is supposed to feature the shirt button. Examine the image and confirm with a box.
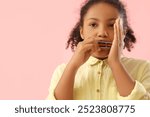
[144,95,149,99]
[97,71,101,74]
[96,89,100,93]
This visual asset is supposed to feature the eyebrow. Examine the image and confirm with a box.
[107,18,116,21]
[87,18,117,21]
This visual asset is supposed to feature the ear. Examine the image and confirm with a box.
[80,26,84,40]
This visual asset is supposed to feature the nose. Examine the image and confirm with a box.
[97,25,108,38]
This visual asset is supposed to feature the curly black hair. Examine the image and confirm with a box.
[66,0,136,52]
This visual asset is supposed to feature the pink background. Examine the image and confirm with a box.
[0,0,150,99]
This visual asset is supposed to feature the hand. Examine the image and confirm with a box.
[69,37,97,68]
[108,18,125,66]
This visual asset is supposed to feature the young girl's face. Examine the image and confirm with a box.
[80,2,120,59]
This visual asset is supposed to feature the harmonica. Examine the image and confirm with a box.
[97,40,112,49]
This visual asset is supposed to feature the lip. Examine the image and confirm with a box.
[97,40,112,44]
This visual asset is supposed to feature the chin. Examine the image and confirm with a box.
[92,50,110,59]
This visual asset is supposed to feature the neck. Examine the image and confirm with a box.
[92,55,108,60]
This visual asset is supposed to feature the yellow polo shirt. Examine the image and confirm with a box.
[47,56,150,100]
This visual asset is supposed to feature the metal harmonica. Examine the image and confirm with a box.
[97,40,112,49]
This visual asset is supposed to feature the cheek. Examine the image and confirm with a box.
[83,29,96,38]
[109,31,114,41]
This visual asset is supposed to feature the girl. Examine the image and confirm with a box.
[47,0,150,100]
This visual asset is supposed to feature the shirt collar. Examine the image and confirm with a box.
[86,56,108,66]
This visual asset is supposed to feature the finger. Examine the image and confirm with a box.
[120,18,124,35]
[83,36,95,45]
[113,21,117,44]
[82,44,95,54]
[120,18,126,42]
[117,18,124,48]
[119,18,125,48]
[116,18,121,42]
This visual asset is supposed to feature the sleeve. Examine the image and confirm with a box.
[117,61,150,100]
[46,64,66,100]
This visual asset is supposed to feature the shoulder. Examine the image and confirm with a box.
[121,57,150,80]
[121,57,150,67]
[55,63,66,71]
[50,63,67,83]
[52,63,67,78]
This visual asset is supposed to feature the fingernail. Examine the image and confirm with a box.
[115,18,118,22]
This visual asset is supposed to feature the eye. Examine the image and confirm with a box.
[89,23,98,28]
[108,23,114,28]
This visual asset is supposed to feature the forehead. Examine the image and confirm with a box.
[84,2,119,21]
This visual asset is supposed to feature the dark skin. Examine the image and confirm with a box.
[54,3,135,100]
